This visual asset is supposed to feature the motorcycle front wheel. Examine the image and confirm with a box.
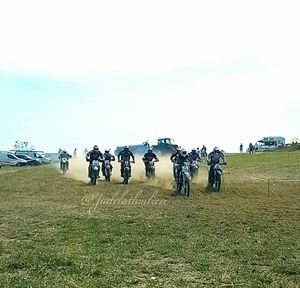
[123,170,129,184]
[184,179,190,197]
[105,169,111,181]
[176,176,182,193]
[214,174,222,192]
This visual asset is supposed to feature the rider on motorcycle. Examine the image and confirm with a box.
[86,145,103,178]
[101,149,115,176]
[175,149,191,178]
[188,148,202,162]
[170,147,181,162]
[117,146,135,178]
[142,148,159,173]
[201,145,207,156]
[207,147,227,184]
[170,147,181,178]
[58,149,72,170]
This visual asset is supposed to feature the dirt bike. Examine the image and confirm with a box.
[145,160,157,179]
[175,162,191,197]
[60,158,69,174]
[190,160,199,180]
[103,159,112,182]
[90,160,100,185]
[208,162,226,192]
[121,160,134,184]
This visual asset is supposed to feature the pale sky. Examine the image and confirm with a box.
[0,0,299,153]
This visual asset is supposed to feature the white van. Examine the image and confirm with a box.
[0,152,28,166]
[257,136,285,151]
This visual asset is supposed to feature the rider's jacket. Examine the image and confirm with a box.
[176,154,191,166]
[143,152,158,162]
[86,150,103,163]
[58,152,72,161]
[118,150,135,162]
[188,151,201,161]
[207,151,226,165]
[103,152,115,162]
[170,151,180,162]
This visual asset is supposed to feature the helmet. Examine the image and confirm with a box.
[105,149,109,153]
[176,147,181,152]
[124,145,129,150]
[181,149,187,155]
[213,146,219,152]
[192,148,196,152]
[148,148,153,153]
[93,145,99,150]
[63,149,67,153]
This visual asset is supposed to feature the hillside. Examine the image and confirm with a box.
[0,152,299,287]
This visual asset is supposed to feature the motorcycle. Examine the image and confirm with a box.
[103,159,112,182]
[175,161,191,197]
[145,160,157,179]
[90,160,100,185]
[208,163,226,192]
[121,160,134,184]
[190,160,199,180]
[60,157,69,174]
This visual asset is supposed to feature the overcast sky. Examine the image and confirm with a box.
[0,0,299,153]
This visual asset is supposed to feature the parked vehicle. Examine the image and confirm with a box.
[152,137,179,156]
[0,152,28,166]
[115,137,179,157]
[256,136,285,151]
[14,150,52,164]
[115,141,150,156]
[15,154,42,166]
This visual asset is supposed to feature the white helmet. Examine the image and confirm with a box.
[213,147,219,152]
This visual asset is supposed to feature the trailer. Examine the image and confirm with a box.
[257,136,285,151]
[114,141,150,156]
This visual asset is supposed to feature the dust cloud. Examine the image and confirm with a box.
[59,155,208,189]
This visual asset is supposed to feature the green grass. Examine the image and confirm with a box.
[0,152,299,287]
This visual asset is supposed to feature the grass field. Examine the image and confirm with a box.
[0,152,299,287]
